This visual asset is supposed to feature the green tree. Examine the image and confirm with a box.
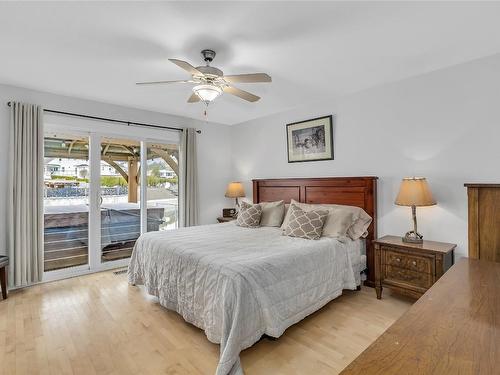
[79,168,89,179]
[101,176,127,187]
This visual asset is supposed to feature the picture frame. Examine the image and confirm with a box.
[286,115,333,163]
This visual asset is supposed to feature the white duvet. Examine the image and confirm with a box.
[128,222,361,375]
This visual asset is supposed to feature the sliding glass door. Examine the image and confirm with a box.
[43,132,90,272]
[99,137,142,263]
[145,142,179,232]
[43,120,180,280]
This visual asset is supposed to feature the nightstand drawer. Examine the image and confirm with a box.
[383,265,433,289]
[383,248,433,274]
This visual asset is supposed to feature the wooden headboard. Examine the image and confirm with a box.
[253,176,378,287]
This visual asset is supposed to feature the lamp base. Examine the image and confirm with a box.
[234,198,241,218]
[402,230,423,244]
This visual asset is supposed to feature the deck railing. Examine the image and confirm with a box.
[43,207,167,271]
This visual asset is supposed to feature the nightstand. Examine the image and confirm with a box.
[217,216,236,223]
[374,235,456,299]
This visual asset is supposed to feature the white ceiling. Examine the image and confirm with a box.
[1,2,500,125]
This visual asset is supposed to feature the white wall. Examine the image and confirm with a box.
[0,84,233,254]
[231,53,500,258]
[2,53,499,259]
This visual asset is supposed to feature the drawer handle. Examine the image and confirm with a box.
[412,261,417,266]
[396,258,401,262]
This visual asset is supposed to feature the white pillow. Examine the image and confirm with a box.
[347,208,372,240]
[259,200,285,227]
[281,199,371,240]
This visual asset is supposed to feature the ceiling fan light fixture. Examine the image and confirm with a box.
[192,84,222,103]
[138,50,271,104]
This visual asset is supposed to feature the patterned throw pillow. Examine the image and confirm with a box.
[283,204,328,240]
[236,202,262,228]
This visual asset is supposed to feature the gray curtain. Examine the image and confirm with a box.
[7,102,44,287]
[180,128,199,227]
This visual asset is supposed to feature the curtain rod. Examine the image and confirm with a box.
[6,101,201,134]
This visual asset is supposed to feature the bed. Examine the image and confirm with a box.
[128,176,378,375]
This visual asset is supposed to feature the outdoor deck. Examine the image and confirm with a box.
[44,207,165,271]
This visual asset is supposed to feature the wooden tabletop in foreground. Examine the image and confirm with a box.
[340,258,500,375]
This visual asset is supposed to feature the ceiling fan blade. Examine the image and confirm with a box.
[169,59,203,76]
[187,92,200,103]
[223,86,260,102]
[223,73,271,83]
[136,80,194,85]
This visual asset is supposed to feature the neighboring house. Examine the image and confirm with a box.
[159,169,176,179]
[146,167,176,179]
[44,158,125,179]
[44,162,61,179]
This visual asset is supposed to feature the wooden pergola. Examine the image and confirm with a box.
[44,136,178,203]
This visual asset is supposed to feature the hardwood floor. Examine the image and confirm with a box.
[0,270,413,375]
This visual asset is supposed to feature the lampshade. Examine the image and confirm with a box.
[193,84,222,102]
[395,177,436,207]
[225,182,245,198]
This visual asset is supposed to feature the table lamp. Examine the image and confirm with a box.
[225,182,245,209]
[395,177,436,243]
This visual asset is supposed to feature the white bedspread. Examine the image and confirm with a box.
[128,222,360,375]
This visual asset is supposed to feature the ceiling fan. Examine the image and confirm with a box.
[136,49,271,104]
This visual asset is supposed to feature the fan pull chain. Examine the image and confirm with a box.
[203,102,209,119]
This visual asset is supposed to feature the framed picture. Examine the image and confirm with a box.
[286,115,333,163]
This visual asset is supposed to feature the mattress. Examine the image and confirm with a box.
[346,238,366,284]
[128,222,362,375]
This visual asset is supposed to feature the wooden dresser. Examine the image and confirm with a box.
[374,236,456,299]
[340,258,500,375]
[465,183,500,262]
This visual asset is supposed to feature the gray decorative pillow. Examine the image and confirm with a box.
[236,202,262,228]
[259,200,285,227]
[283,204,329,240]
